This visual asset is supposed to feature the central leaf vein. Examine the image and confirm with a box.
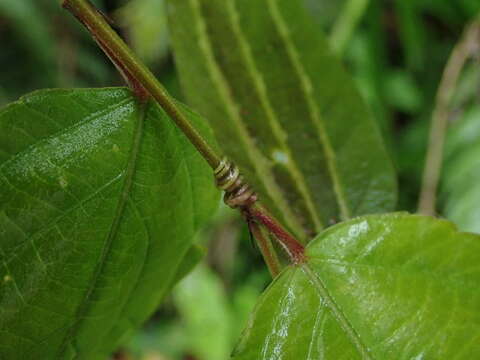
[56,100,147,358]
[301,263,373,359]
[266,0,351,220]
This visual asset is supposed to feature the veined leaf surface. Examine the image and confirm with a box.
[0,88,219,358]
[168,0,397,241]
[442,105,480,234]
[233,213,480,359]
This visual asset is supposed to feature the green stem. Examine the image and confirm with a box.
[63,0,306,267]
[248,219,282,277]
[62,0,221,169]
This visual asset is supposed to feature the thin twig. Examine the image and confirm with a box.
[248,204,306,264]
[247,218,282,277]
[418,20,480,216]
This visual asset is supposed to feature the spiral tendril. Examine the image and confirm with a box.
[214,158,257,208]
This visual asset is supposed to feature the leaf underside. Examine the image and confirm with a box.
[168,0,397,241]
[0,88,218,359]
[232,213,480,359]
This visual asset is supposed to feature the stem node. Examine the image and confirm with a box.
[63,0,306,271]
[214,158,257,209]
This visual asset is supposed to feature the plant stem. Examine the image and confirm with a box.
[63,0,306,268]
[418,20,480,216]
[248,204,306,264]
[247,219,282,277]
[62,0,221,169]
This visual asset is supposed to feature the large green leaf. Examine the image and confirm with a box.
[0,88,219,359]
[167,0,397,241]
[442,105,480,233]
[232,213,480,359]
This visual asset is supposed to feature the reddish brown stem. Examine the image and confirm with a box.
[63,1,149,101]
[63,0,306,270]
[247,204,306,264]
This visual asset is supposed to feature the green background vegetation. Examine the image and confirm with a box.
[1,0,479,359]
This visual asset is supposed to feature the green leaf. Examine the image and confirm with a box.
[330,0,370,55]
[0,88,219,359]
[442,105,480,233]
[116,0,170,64]
[383,70,423,113]
[167,0,397,241]
[170,244,205,287]
[232,213,480,359]
[173,263,233,360]
[394,0,427,71]
[302,0,346,29]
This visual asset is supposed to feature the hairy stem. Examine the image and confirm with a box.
[62,0,221,168]
[418,20,480,215]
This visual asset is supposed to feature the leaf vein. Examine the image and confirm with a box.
[189,0,306,238]
[266,0,351,219]
[55,101,146,358]
[301,263,373,359]
[227,0,324,232]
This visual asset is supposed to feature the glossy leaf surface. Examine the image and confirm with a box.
[233,213,480,359]
[0,88,218,359]
[168,0,397,240]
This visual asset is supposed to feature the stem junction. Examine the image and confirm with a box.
[62,0,306,274]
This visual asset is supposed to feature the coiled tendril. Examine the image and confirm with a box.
[214,158,257,209]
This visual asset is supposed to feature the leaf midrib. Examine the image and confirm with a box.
[56,101,147,358]
[226,0,324,231]
[301,263,373,359]
[265,0,351,220]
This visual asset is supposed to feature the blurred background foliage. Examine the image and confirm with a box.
[1,0,479,359]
